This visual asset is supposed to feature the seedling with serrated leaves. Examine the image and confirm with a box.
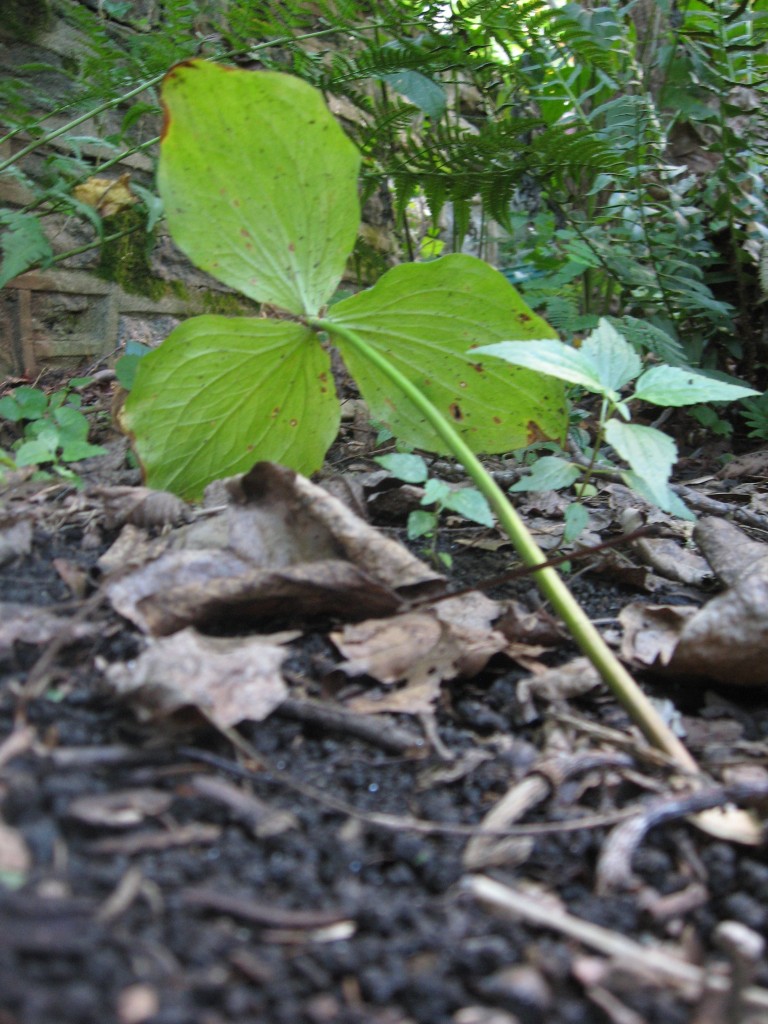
[374,452,494,569]
[476,319,758,531]
[0,379,106,484]
[119,61,761,839]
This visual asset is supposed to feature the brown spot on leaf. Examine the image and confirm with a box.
[160,102,170,142]
[271,407,280,418]
[449,403,463,421]
[289,419,298,427]
[469,362,484,372]
[526,421,548,444]
[493,416,501,425]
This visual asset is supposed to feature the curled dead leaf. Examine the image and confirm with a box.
[72,173,137,216]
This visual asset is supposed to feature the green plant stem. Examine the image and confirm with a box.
[0,76,164,174]
[311,316,698,772]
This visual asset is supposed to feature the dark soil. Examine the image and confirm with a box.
[1,431,768,1024]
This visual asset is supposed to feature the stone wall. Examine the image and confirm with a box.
[0,0,495,376]
[0,1,254,375]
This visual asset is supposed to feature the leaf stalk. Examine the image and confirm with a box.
[311,316,697,772]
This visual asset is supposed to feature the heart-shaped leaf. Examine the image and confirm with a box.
[328,254,567,453]
[121,316,339,499]
[158,61,361,315]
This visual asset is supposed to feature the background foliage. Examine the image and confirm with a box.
[1,0,767,380]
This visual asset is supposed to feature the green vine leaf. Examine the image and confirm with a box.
[158,61,361,315]
[121,316,338,499]
[328,255,568,454]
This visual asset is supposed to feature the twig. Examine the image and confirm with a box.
[276,691,425,754]
[462,874,768,1013]
[596,779,768,894]
[177,744,637,839]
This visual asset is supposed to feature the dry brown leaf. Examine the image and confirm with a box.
[0,516,33,568]
[669,572,768,685]
[103,627,287,727]
[693,516,768,585]
[72,173,137,216]
[631,535,711,586]
[332,613,442,683]
[516,657,604,713]
[620,520,768,685]
[102,462,444,635]
[0,602,99,654]
[345,673,443,716]
[619,604,693,671]
[716,447,768,480]
[107,553,402,635]
[97,524,173,576]
[333,596,508,716]
[234,463,443,592]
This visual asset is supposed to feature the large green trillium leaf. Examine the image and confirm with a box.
[158,61,361,315]
[121,316,339,499]
[327,254,567,453]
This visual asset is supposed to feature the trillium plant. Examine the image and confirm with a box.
[121,60,760,835]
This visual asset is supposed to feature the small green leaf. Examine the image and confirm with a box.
[330,255,567,455]
[381,70,446,118]
[442,487,495,527]
[52,405,90,442]
[563,502,590,544]
[373,452,429,483]
[159,61,360,315]
[579,318,642,391]
[0,387,48,421]
[422,477,452,506]
[605,420,677,508]
[622,471,694,520]
[509,455,582,492]
[475,339,612,398]
[122,315,338,499]
[0,397,23,422]
[407,508,437,539]
[15,435,58,466]
[60,440,107,462]
[115,354,144,390]
[633,365,760,407]
[479,318,642,401]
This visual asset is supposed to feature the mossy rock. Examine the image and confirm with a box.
[1,0,52,41]
[97,207,165,300]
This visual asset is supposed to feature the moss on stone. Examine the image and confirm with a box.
[97,207,165,300]
[2,0,52,41]
[201,290,255,315]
